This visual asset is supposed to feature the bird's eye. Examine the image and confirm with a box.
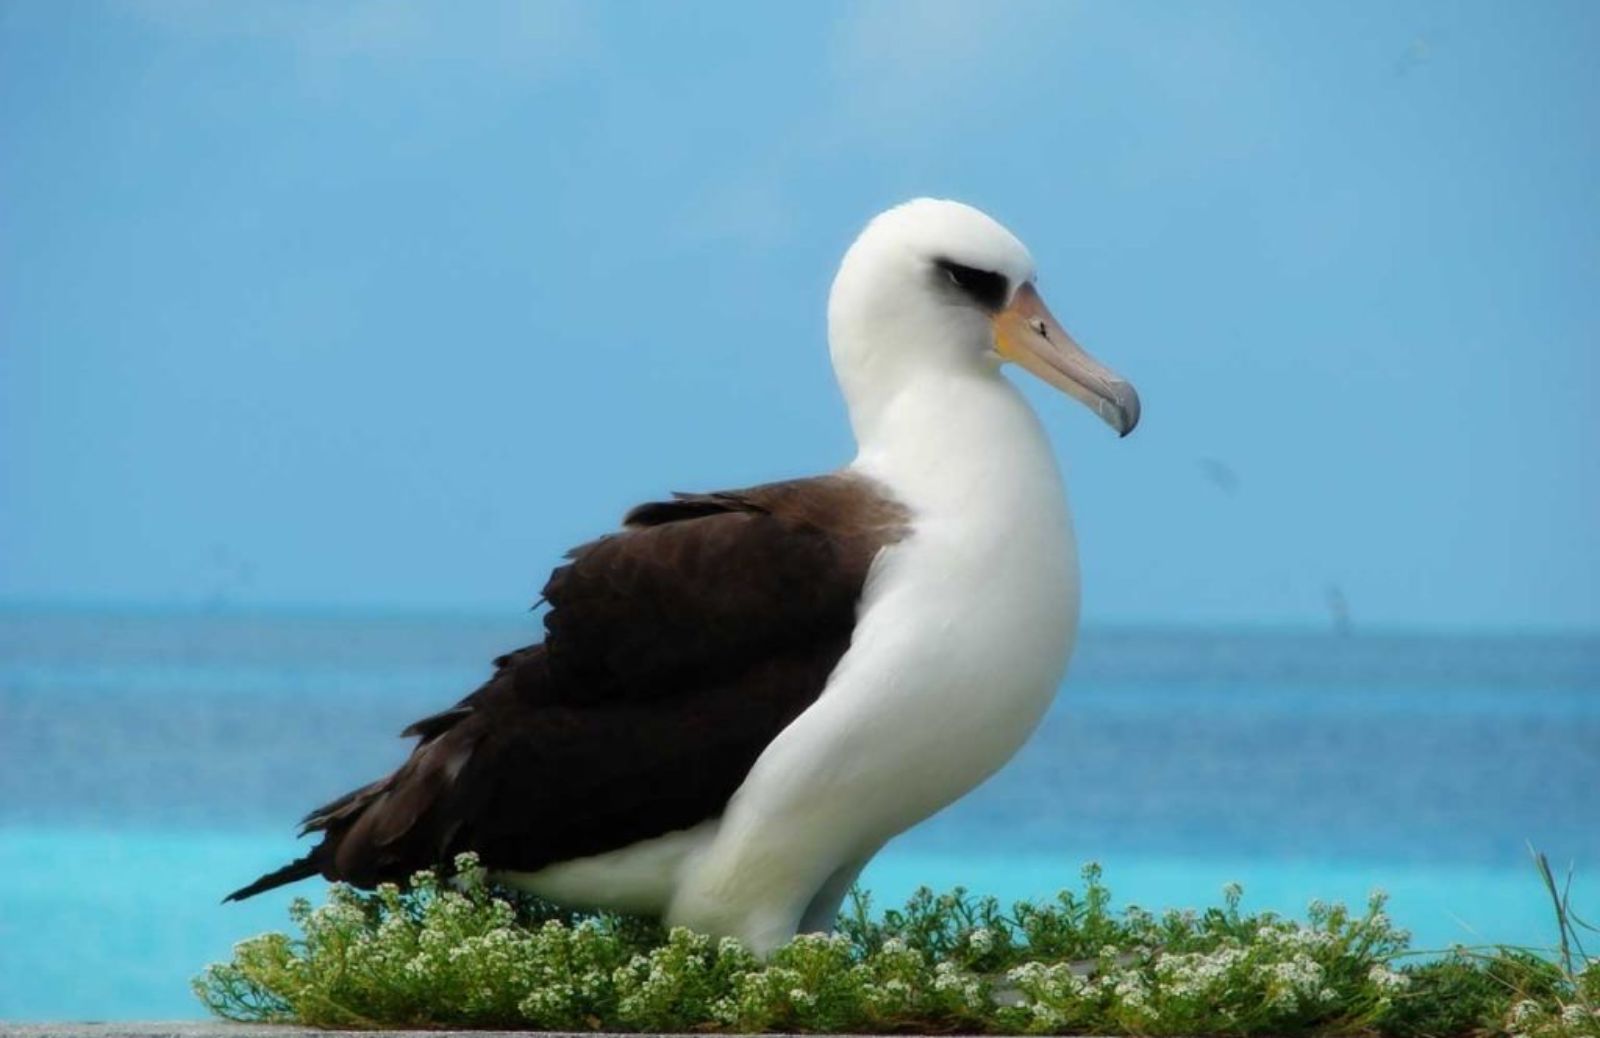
[934,259,1008,311]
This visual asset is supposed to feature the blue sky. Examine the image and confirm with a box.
[2,0,1596,630]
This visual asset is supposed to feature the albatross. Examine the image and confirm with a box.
[227,198,1140,955]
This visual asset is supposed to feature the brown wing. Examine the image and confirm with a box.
[225,474,907,900]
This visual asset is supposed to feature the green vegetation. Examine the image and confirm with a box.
[196,853,1598,1035]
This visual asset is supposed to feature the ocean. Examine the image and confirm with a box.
[1,610,1596,1021]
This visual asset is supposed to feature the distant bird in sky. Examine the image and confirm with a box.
[1394,35,1433,78]
[227,199,1141,954]
[1198,457,1241,496]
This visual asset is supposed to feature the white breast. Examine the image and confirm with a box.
[828,367,1079,829]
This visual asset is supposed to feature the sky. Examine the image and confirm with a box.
[1,0,1596,631]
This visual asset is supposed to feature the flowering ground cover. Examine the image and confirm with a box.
[196,854,1598,1036]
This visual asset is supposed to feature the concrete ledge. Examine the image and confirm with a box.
[7,1026,705,1038]
[6,1027,668,1038]
[6,1023,1004,1030]
[0,1028,762,1038]
[1,1027,1064,1038]
[4,1027,1034,1038]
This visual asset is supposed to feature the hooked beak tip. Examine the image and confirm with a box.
[1107,382,1141,438]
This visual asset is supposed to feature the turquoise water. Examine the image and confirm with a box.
[2,611,1596,1021]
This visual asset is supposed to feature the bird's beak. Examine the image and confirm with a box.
[993,282,1141,437]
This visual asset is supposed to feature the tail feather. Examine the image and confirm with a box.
[223,851,322,903]
[229,777,393,901]
[298,776,387,835]
[227,651,513,904]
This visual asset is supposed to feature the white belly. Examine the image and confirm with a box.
[496,821,717,915]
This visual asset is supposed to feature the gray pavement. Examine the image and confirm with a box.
[4,1026,614,1038]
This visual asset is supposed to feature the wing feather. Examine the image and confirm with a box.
[228,474,907,898]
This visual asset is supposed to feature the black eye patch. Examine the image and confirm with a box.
[934,258,1009,311]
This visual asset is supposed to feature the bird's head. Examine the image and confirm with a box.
[828,198,1139,438]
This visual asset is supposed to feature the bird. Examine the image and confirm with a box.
[226,198,1140,956]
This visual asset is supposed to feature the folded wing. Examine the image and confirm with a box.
[225,474,907,900]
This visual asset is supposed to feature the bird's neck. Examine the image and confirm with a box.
[845,364,1083,697]
[846,364,1072,530]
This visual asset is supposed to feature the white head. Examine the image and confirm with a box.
[828,198,1139,441]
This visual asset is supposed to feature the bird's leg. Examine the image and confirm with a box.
[796,848,878,935]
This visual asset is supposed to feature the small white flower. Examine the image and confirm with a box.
[1560,1003,1598,1026]
[1112,971,1152,1010]
[1509,999,1543,1026]
[1030,1003,1065,1028]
